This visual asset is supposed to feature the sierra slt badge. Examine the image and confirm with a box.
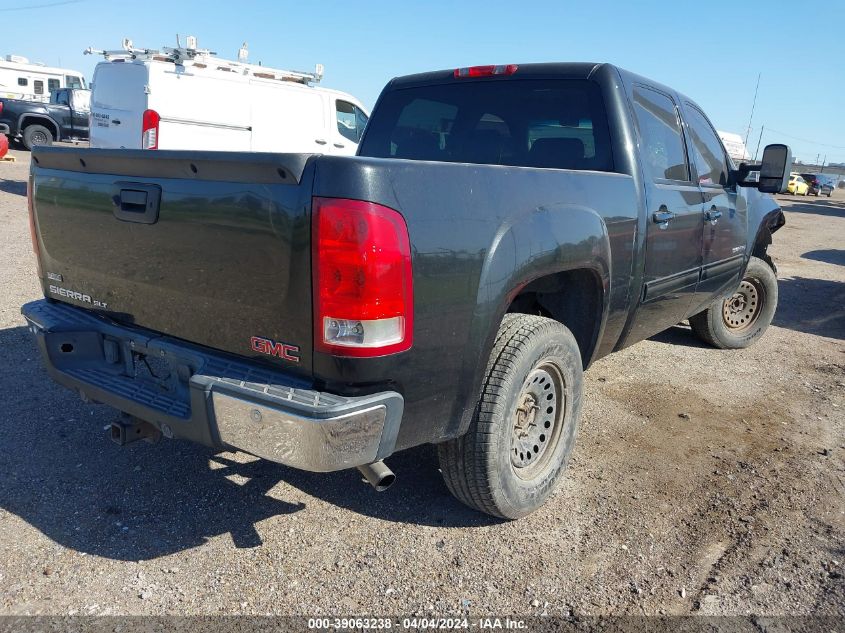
[250,336,300,363]
[48,285,109,309]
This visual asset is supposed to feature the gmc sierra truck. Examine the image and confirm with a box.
[22,63,790,519]
[0,87,90,150]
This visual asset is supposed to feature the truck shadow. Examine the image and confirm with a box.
[802,249,845,267]
[0,326,497,562]
[774,276,845,340]
[778,197,845,218]
[0,177,26,196]
[648,323,710,348]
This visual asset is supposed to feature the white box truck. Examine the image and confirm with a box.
[87,38,369,155]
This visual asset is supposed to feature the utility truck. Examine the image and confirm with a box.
[87,37,369,155]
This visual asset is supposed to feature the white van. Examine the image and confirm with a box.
[0,54,86,103]
[87,39,369,154]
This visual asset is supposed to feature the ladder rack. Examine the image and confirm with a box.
[84,37,324,85]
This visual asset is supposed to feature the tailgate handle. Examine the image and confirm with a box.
[111,182,161,224]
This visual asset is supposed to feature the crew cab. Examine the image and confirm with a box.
[22,63,790,519]
[0,87,90,150]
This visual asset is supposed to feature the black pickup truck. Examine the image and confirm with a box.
[22,63,790,519]
[0,87,90,150]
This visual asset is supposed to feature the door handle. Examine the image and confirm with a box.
[315,139,327,145]
[333,143,345,149]
[111,182,161,224]
[704,207,722,222]
[652,206,676,224]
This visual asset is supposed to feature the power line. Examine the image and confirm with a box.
[0,0,84,12]
[763,127,845,150]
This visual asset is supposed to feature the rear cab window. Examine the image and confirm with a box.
[359,79,614,172]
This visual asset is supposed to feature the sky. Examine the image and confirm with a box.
[2,0,843,164]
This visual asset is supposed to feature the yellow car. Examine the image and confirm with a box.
[787,174,809,195]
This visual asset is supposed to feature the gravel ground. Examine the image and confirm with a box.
[0,148,842,618]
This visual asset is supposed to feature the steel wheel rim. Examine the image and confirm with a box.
[510,362,565,479]
[722,279,765,331]
[30,131,48,145]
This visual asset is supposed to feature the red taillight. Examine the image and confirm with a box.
[0,102,4,115]
[312,197,413,357]
[454,64,518,78]
[28,175,43,278]
[141,109,160,149]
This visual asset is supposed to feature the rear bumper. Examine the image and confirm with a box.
[21,299,403,472]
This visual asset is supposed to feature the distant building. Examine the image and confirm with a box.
[717,131,751,162]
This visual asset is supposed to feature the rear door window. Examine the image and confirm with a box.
[92,63,146,111]
[631,86,689,182]
[359,79,614,171]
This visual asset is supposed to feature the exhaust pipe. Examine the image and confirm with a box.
[357,461,395,492]
[110,418,161,446]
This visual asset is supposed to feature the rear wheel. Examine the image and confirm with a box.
[438,314,583,519]
[23,124,53,151]
[690,256,778,349]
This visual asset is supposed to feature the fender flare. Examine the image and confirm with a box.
[745,189,785,272]
[18,113,61,142]
[443,203,611,440]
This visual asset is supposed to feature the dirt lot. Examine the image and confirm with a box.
[0,148,842,619]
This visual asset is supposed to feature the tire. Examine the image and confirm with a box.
[23,124,53,151]
[437,314,583,519]
[689,256,778,349]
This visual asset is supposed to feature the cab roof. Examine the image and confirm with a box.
[386,62,607,89]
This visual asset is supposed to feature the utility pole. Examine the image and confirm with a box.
[754,126,765,161]
[744,73,761,149]
[821,155,826,173]
[815,153,820,167]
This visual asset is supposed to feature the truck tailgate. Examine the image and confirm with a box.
[30,148,315,376]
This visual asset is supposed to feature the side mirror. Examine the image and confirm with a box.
[758,144,792,193]
[733,144,792,194]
